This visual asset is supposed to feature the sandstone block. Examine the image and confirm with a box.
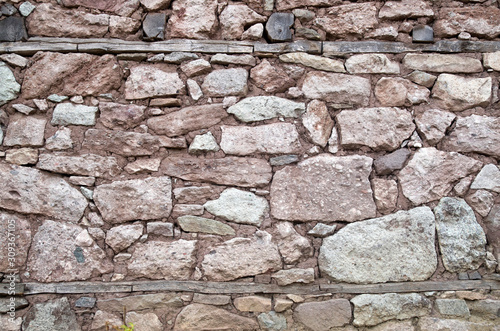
[250,60,295,93]
[319,207,437,283]
[372,178,398,213]
[227,96,305,122]
[147,222,173,237]
[125,66,184,99]
[109,16,141,38]
[403,54,482,73]
[211,54,256,66]
[271,268,314,286]
[174,186,222,204]
[3,115,46,147]
[37,153,121,177]
[99,102,145,130]
[294,299,351,331]
[94,177,172,223]
[279,53,345,72]
[234,296,272,312]
[181,59,211,77]
[6,148,38,165]
[345,54,400,74]
[407,70,437,88]
[314,3,378,38]
[124,158,161,174]
[82,129,162,156]
[275,222,312,264]
[105,223,144,252]
[271,154,376,222]
[432,74,491,111]
[484,51,500,71]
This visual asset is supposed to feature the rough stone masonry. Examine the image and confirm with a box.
[1,0,500,330]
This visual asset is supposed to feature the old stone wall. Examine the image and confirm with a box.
[1,0,500,330]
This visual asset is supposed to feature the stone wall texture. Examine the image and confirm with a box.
[0,0,500,330]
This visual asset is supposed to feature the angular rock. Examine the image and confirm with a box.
[0,62,20,105]
[271,154,376,222]
[279,53,345,72]
[351,293,431,327]
[471,164,500,192]
[201,231,281,281]
[6,147,38,165]
[204,188,269,226]
[414,25,436,43]
[399,148,482,205]
[435,299,470,317]
[187,79,203,101]
[415,109,456,145]
[174,186,221,204]
[294,299,351,331]
[250,60,294,93]
[295,27,322,40]
[98,293,183,312]
[266,12,294,42]
[168,0,217,39]
[163,52,199,64]
[314,3,377,38]
[27,4,108,37]
[403,54,482,73]
[109,16,141,38]
[271,268,314,286]
[37,153,120,177]
[220,4,266,40]
[375,77,430,106]
[181,59,211,77]
[201,68,248,97]
[0,54,27,69]
[105,223,144,252]
[275,222,312,264]
[0,164,87,222]
[432,74,492,111]
[140,0,170,11]
[147,222,173,237]
[128,240,197,279]
[227,96,305,122]
[302,72,371,106]
[303,100,334,147]
[124,158,161,174]
[12,104,34,115]
[308,223,336,238]
[346,54,400,74]
[94,177,172,223]
[147,104,227,137]
[319,207,437,283]
[211,54,256,66]
[270,155,299,166]
[174,303,259,331]
[0,16,27,42]
[189,132,219,154]
[61,0,139,16]
[466,190,495,217]
[22,52,121,99]
[407,70,437,88]
[162,156,272,187]
[27,220,112,281]
[52,103,98,126]
[125,66,184,100]
[442,115,500,157]
[22,298,81,331]
[242,23,264,40]
[127,312,163,331]
[173,204,203,217]
[372,178,398,213]
[434,7,500,39]
[82,129,162,156]
[220,123,301,155]
[379,0,434,20]
[434,197,487,272]
[193,294,231,306]
[467,299,500,320]
[484,51,500,71]
[274,299,293,313]
[99,102,145,130]
[337,108,414,151]
[3,115,46,147]
[0,212,31,272]
[234,296,272,312]
[143,13,166,40]
[178,215,235,236]
[0,297,27,313]
[91,310,122,331]
[257,311,287,331]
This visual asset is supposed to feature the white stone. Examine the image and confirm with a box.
[319,207,437,284]
[75,229,93,247]
[0,62,20,106]
[45,127,73,150]
[227,96,305,122]
[242,23,264,40]
[432,74,492,111]
[415,109,456,145]
[12,104,35,115]
[484,51,500,71]
[125,66,184,99]
[279,53,345,72]
[471,164,500,193]
[19,1,36,16]
[308,223,337,237]
[187,79,203,101]
[204,188,269,226]
[345,54,400,74]
[201,68,248,97]
[272,268,314,286]
[105,223,144,253]
[275,222,313,264]
[188,132,219,153]
[51,103,98,126]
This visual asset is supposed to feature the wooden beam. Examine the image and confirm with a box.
[0,283,25,296]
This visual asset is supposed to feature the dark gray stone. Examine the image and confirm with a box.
[143,13,166,41]
[0,297,28,313]
[270,155,299,166]
[1,4,17,16]
[75,297,96,308]
[468,270,481,280]
[266,12,294,42]
[412,25,434,43]
[374,149,411,175]
[295,27,321,40]
[458,272,469,280]
[0,16,28,42]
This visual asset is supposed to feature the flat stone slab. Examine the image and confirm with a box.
[178,215,235,236]
[271,154,376,222]
[337,107,415,151]
[125,65,184,99]
[403,53,482,73]
[3,115,46,147]
[94,177,172,223]
[432,74,492,111]
[220,123,301,155]
[51,103,98,126]
[99,102,146,130]
[27,220,112,282]
[345,54,400,74]
[36,153,121,178]
[201,231,281,281]
[227,96,305,122]
[434,197,487,273]
[161,156,272,187]
[319,207,437,284]
[82,129,163,156]
[399,147,482,205]
[279,52,345,72]
[127,240,197,280]
[0,163,87,222]
[174,304,259,331]
[201,68,248,97]
[302,72,371,106]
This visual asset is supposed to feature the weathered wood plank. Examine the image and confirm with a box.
[254,40,322,54]
[24,282,131,295]
[320,280,499,293]
[0,283,25,296]
[0,42,77,55]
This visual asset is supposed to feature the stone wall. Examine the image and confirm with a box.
[1,0,500,330]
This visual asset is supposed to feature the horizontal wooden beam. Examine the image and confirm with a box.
[14,279,499,296]
[1,38,500,56]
